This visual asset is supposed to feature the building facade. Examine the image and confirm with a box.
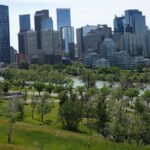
[120,33,137,57]
[19,14,31,32]
[24,31,38,60]
[0,5,10,63]
[144,30,150,58]
[41,29,61,55]
[41,17,53,30]
[34,10,49,49]
[114,16,125,33]
[57,8,71,31]
[125,9,146,55]
[61,26,75,59]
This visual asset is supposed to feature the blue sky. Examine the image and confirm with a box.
[1,0,150,50]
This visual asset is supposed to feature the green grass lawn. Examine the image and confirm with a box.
[0,100,149,150]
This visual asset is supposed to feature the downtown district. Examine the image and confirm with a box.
[0,5,150,69]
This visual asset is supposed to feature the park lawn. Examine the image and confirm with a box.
[0,101,150,150]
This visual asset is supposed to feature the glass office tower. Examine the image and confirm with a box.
[57,8,71,31]
[114,16,125,33]
[41,17,53,30]
[62,26,74,59]
[125,9,146,55]
[0,5,10,63]
[34,10,49,49]
[19,14,31,32]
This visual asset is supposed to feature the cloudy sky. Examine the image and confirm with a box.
[1,0,150,50]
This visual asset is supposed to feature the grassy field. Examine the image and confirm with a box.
[0,100,149,150]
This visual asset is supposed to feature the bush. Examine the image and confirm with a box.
[59,99,83,131]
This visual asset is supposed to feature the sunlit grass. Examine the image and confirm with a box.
[0,100,149,150]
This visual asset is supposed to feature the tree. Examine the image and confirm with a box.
[31,94,37,119]
[142,90,150,107]
[80,69,96,89]
[45,83,53,96]
[2,80,10,94]
[76,86,85,101]
[59,95,83,131]
[37,93,51,122]
[125,88,139,105]
[7,97,24,144]
[59,91,69,106]
[134,98,150,145]
[112,87,123,102]
[96,86,110,137]
[18,61,29,70]
[33,82,45,96]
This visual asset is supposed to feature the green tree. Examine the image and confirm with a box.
[7,98,24,144]
[33,82,45,96]
[80,69,96,89]
[125,88,139,105]
[76,86,85,101]
[96,86,110,137]
[142,90,150,107]
[45,83,53,96]
[31,94,37,119]
[2,80,10,94]
[37,93,51,122]
[112,87,123,102]
[18,61,29,70]
[59,95,83,131]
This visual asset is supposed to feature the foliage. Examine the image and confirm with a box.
[59,97,83,131]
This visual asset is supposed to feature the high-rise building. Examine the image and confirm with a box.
[34,10,49,49]
[61,26,75,59]
[83,25,112,55]
[57,8,71,31]
[18,32,26,54]
[41,29,61,55]
[19,14,31,32]
[125,9,146,55]
[0,5,10,63]
[144,30,150,58]
[24,30,38,60]
[76,25,98,59]
[18,14,31,55]
[114,16,125,33]
[100,38,117,65]
[41,17,53,30]
[10,47,17,64]
[120,33,137,57]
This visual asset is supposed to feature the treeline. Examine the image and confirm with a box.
[0,63,149,145]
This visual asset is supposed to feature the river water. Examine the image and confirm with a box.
[72,77,150,95]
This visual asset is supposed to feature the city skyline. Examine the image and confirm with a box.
[1,0,150,50]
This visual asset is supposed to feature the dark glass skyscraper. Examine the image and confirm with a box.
[57,8,71,31]
[19,14,31,32]
[18,14,31,54]
[114,16,125,33]
[34,10,49,49]
[125,9,146,55]
[0,5,10,63]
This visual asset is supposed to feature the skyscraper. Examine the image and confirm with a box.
[61,26,74,59]
[34,10,49,49]
[0,5,10,63]
[18,14,31,54]
[144,30,150,58]
[76,25,98,59]
[114,16,125,33]
[19,14,31,32]
[125,9,146,55]
[41,17,53,30]
[57,8,71,31]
